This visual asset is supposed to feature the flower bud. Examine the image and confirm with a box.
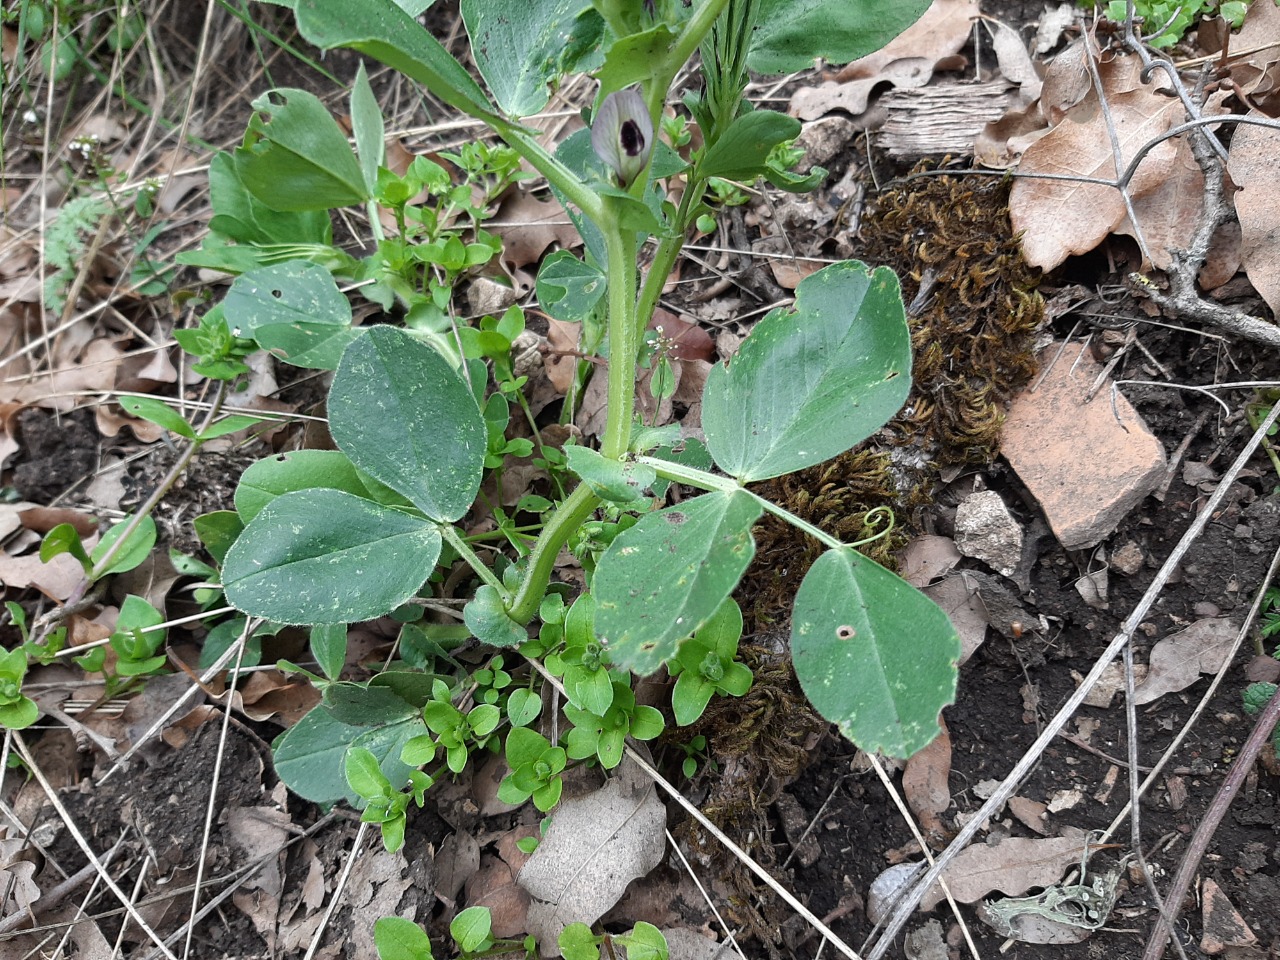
[590,88,653,188]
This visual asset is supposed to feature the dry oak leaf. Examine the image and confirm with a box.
[1226,112,1280,318]
[919,836,1090,910]
[1009,86,1187,270]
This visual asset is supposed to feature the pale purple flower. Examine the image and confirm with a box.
[590,88,653,188]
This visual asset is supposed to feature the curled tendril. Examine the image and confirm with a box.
[846,506,897,550]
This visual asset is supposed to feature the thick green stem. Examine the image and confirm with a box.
[600,203,640,459]
[440,524,508,597]
[498,124,604,225]
[506,483,600,624]
[635,179,707,341]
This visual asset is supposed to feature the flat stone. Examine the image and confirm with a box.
[1002,342,1167,550]
[954,490,1023,576]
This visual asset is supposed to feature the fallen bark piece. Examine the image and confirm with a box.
[1002,342,1166,549]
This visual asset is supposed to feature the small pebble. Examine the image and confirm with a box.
[1194,601,1222,617]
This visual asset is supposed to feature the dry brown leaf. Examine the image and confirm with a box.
[920,836,1089,909]
[1226,113,1280,317]
[494,189,580,270]
[901,718,952,843]
[344,847,415,960]
[1133,617,1238,705]
[983,17,1041,101]
[900,536,962,588]
[520,757,665,957]
[922,575,989,665]
[16,504,97,536]
[227,804,291,953]
[1199,220,1242,291]
[466,853,531,939]
[0,547,87,600]
[791,0,979,121]
[437,830,481,901]
[1009,86,1185,270]
[544,319,580,395]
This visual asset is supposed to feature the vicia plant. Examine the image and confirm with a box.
[189,0,959,823]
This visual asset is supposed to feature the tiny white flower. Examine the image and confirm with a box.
[590,88,653,188]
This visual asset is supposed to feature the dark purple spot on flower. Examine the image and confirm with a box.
[620,119,645,158]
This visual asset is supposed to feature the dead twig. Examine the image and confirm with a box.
[1140,684,1280,960]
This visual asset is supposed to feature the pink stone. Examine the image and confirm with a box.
[1002,342,1166,550]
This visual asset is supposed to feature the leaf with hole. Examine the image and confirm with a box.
[791,548,959,758]
[235,88,369,211]
[222,488,442,625]
[234,450,370,523]
[222,260,358,370]
[593,490,761,675]
[329,326,485,523]
[701,260,911,482]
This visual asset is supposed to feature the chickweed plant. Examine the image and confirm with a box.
[23,2,964,948]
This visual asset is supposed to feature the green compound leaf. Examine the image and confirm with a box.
[461,0,601,118]
[748,0,932,75]
[701,261,911,483]
[289,0,504,126]
[223,260,358,370]
[329,326,485,523]
[235,88,369,211]
[593,490,761,675]
[791,548,960,758]
[374,917,435,960]
[563,446,655,503]
[222,488,442,625]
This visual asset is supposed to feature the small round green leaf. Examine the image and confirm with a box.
[463,585,527,648]
[593,490,762,675]
[329,326,485,522]
[222,488,442,625]
[702,261,911,482]
[791,548,960,758]
[374,917,434,960]
[450,906,492,954]
[563,446,655,503]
